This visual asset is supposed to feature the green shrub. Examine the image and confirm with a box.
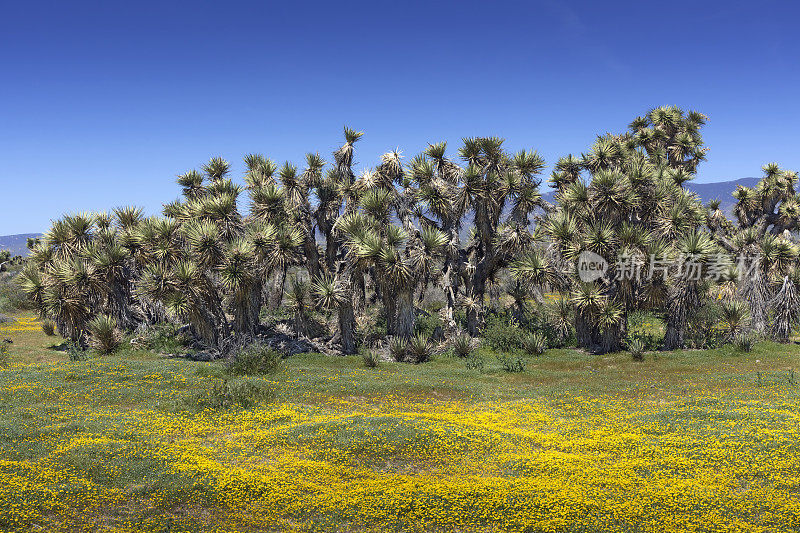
[66,341,89,362]
[451,333,474,358]
[464,354,484,371]
[198,379,273,409]
[627,311,664,350]
[136,323,189,354]
[355,307,386,347]
[41,319,56,336]
[497,354,525,373]
[406,333,432,364]
[227,343,283,375]
[733,332,758,353]
[720,301,750,338]
[388,337,406,362]
[482,314,526,352]
[361,348,380,368]
[87,314,122,354]
[0,273,32,313]
[628,337,645,361]
[414,311,442,337]
[684,303,725,349]
[522,331,547,356]
[544,295,573,346]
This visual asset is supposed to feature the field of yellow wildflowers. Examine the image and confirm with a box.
[2,313,800,532]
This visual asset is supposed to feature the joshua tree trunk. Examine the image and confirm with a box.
[275,266,288,308]
[233,282,262,337]
[188,307,222,348]
[770,275,797,343]
[353,270,366,313]
[337,264,358,355]
[489,281,501,309]
[575,311,592,349]
[664,282,697,350]
[107,286,134,331]
[299,206,321,280]
[338,300,357,354]
[600,320,625,353]
[466,270,487,336]
[383,289,397,336]
[395,289,415,339]
[441,262,458,331]
[324,231,338,273]
[740,266,769,335]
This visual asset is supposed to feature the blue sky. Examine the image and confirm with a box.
[1,0,798,234]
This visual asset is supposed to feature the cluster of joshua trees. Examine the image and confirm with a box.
[18,107,800,356]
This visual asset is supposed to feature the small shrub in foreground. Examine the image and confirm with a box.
[135,322,189,354]
[522,331,547,356]
[87,314,122,354]
[733,332,758,353]
[406,333,432,364]
[483,315,525,352]
[388,337,407,362]
[361,349,380,368]
[464,354,484,371]
[66,341,89,362]
[0,340,9,367]
[227,343,283,375]
[628,337,645,361]
[451,333,474,358]
[497,354,525,373]
[198,379,273,409]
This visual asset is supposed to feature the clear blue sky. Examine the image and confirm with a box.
[1,0,799,234]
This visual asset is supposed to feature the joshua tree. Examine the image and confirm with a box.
[340,211,449,339]
[708,163,800,338]
[304,128,367,353]
[662,230,719,349]
[770,272,800,342]
[406,139,547,335]
[536,107,712,352]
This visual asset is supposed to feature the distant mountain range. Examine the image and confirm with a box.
[683,177,759,214]
[0,233,40,257]
[0,178,761,257]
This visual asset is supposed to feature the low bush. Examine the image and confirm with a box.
[406,333,432,364]
[0,273,32,313]
[66,341,89,362]
[522,331,547,356]
[135,322,190,354]
[198,379,273,409]
[227,343,283,376]
[356,309,387,347]
[464,354,484,371]
[733,332,758,353]
[0,340,9,367]
[415,311,442,338]
[451,333,474,358]
[388,337,407,362]
[361,348,380,368]
[684,303,726,349]
[628,337,645,361]
[627,311,664,350]
[497,354,525,373]
[483,314,525,352]
[88,314,122,354]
